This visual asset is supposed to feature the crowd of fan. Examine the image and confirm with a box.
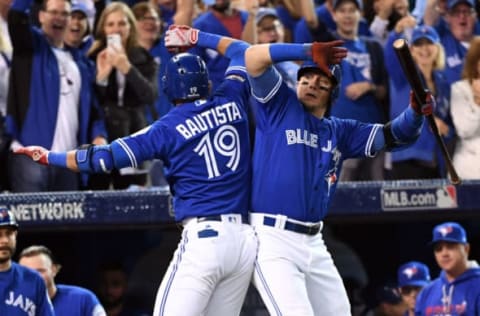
[0,0,479,193]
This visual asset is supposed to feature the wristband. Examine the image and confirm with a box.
[269,44,311,63]
[197,31,221,50]
[47,152,67,168]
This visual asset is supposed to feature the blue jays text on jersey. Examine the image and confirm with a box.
[250,72,382,223]
[0,262,54,316]
[5,291,37,315]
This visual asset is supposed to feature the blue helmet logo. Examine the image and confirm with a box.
[163,53,209,102]
[0,207,18,229]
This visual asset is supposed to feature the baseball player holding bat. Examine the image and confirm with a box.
[245,39,432,316]
[15,35,261,315]
[163,25,432,315]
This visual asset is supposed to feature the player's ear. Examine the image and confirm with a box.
[464,243,470,256]
[52,263,62,277]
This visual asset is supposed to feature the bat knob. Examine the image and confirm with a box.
[393,38,408,49]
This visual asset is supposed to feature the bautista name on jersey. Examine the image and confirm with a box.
[176,101,243,140]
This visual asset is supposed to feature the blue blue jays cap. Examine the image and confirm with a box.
[71,2,89,17]
[411,26,440,45]
[333,0,363,10]
[376,285,402,304]
[431,222,467,245]
[297,61,341,84]
[255,8,279,25]
[397,261,431,288]
[0,207,18,229]
[448,0,474,10]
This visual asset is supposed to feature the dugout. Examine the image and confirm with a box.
[2,179,480,314]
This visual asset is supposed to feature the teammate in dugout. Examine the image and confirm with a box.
[19,245,107,316]
[415,222,480,315]
[163,26,433,315]
[0,207,55,316]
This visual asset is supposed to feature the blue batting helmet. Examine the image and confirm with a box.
[163,53,209,102]
[297,61,342,104]
[0,207,18,229]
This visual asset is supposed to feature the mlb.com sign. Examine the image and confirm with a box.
[381,185,458,211]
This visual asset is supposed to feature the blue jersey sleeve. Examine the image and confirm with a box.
[52,284,106,316]
[248,66,283,102]
[110,123,171,169]
[84,289,106,316]
[333,117,383,158]
[37,278,55,316]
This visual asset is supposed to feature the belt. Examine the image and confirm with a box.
[184,214,248,226]
[251,214,322,236]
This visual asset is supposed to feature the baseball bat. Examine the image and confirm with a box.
[393,38,461,185]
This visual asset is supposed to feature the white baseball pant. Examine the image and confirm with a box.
[250,214,351,316]
[153,214,258,316]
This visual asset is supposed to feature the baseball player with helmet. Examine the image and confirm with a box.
[162,25,431,315]
[415,222,480,315]
[14,35,260,315]
[245,39,431,316]
[0,207,55,315]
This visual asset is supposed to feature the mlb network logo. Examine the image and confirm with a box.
[381,185,458,211]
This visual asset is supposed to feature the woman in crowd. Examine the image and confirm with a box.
[384,25,453,179]
[0,24,11,191]
[450,36,480,179]
[88,2,158,189]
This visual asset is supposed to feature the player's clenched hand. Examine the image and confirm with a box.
[13,146,50,165]
[410,90,435,116]
[311,40,347,76]
[165,25,199,53]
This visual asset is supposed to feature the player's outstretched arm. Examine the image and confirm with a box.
[14,145,116,174]
[372,90,432,152]
[244,40,347,77]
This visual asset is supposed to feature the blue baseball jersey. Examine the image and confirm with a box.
[331,38,385,124]
[415,266,480,315]
[249,71,382,222]
[53,284,105,316]
[109,67,252,221]
[0,262,54,316]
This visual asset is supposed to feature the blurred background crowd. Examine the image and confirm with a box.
[1,0,480,194]
[1,0,480,315]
